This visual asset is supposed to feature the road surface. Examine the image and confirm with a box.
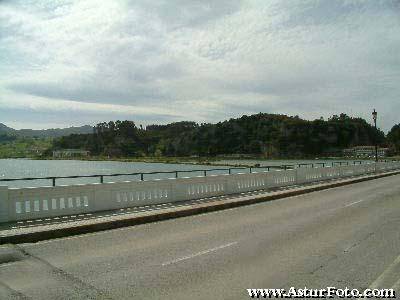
[1,174,400,299]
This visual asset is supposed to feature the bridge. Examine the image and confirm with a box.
[0,161,399,224]
[0,161,400,299]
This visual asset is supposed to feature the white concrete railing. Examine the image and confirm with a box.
[0,162,399,223]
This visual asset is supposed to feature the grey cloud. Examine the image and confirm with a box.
[8,82,168,105]
[275,0,400,28]
[127,0,243,29]
[0,0,399,131]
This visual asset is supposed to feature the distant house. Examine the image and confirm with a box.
[53,149,90,158]
[28,147,46,156]
[343,148,355,157]
[343,146,389,158]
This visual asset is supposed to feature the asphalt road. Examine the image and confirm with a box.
[1,174,400,299]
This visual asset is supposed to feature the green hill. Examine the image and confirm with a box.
[52,113,387,158]
[0,123,93,138]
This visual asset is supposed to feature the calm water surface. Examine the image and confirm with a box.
[0,158,371,188]
[0,159,229,188]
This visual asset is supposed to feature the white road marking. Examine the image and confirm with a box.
[391,278,400,290]
[343,199,365,208]
[161,242,238,266]
[369,254,400,289]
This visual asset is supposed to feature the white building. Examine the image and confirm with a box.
[343,146,389,158]
[53,149,90,158]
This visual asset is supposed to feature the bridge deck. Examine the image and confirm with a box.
[1,170,399,244]
[1,173,400,299]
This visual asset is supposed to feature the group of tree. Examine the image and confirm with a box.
[387,124,400,154]
[50,113,399,158]
[0,134,17,143]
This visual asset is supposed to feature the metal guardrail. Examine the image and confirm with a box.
[0,160,380,187]
[0,166,279,187]
[1,161,399,224]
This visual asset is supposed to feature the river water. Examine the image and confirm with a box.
[0,159,226,188]
[0,158,370,188]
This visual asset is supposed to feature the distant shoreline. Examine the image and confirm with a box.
[0,155,379,168]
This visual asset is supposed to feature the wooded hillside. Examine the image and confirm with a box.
[52,113,388,158]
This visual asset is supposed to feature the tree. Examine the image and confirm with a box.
[388,124,400,154]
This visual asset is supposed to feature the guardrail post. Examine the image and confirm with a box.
[228,168,231,174]
[100,175,104,184]
[0,186,10,223]
[175,171,179,178]
[204,170,207,177]
[140,173,144,181]
[52,177,56,187]
[249,167,252,173]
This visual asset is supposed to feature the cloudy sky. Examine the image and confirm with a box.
[0,0,399,131]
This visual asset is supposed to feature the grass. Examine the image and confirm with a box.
[0,138,52,159]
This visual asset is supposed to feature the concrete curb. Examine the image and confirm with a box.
[1,170,400,244]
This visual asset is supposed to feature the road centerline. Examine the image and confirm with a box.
[161,241,238,266]
[343,199,365,208]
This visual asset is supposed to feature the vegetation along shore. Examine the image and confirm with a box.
[1,113,400,161]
